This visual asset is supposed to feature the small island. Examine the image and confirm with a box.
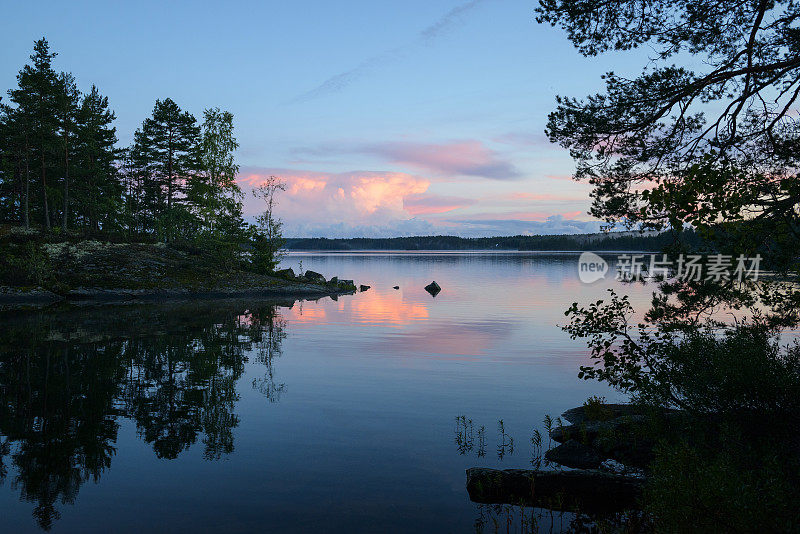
[0,40,356,306]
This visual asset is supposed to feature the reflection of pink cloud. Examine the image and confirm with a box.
[366,321,513,356]
[285,291,429,327]
[403,193,476,215]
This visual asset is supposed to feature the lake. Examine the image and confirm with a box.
[0,252,654,533]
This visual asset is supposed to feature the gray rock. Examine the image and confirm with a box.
[329,276,338,285]
[545,439,603,469]
[599,459,646,479]
[550,414,658,468]
[561,403,681,425]
[339,279,355,287]
[424,281,441,296]
[550,415,647,444]
[359,285,371,291]
[275,268,295,279]
[303,270,326,283]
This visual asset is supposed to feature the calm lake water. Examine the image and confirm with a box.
[0,252,654,533]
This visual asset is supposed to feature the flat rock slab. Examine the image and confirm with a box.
[466,467,643,513]
[0,287,61,305]
[561,403,682,425]
[545,439,603,469]
[550,415,647,444]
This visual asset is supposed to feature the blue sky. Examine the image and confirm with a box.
[0,0,648,237]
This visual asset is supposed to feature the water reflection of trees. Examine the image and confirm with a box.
[0,300,290,530]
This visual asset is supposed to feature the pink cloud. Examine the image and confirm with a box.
[545,174,576,182]
[505,192,584,202]
[238,167,430,226]
[363,140,520,180]
[292,140,520,180]
[403,193,476,215]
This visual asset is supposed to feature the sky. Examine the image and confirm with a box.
[0,0,648,237]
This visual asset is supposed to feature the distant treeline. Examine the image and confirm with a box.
[284,229,707,251]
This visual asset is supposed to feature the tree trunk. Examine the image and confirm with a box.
[41,148,50,231]
[62,129,69,231]
[23,137,30,229]
[167,129,174,242]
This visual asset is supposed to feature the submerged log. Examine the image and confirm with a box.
[465,467,643,513]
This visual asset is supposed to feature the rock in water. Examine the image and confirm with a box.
[545,439,603,469]
[424,281,441,296]
[393,286,399,290]
[359,285,371,291]
[303,270,326,283]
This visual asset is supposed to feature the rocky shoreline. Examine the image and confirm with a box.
[0,276,355,307]
[465,403,678,512]
[0,237,358,307]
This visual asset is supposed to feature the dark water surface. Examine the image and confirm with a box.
[0,252,653,533]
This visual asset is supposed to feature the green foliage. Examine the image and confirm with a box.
[582,396,614,421]
[249,175,286,274]
[646,431,800,533]
[0,240,51,286]
[1,40,252,251]
[565,291,800,417]
[540,6,800,525]
[537,1,800,236]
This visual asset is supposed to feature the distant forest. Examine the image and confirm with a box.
[284,229,707,251]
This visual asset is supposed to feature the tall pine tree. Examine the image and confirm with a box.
[9,38,61,231]
[74,85,120,231]
[55,72,79,230]
[131,98,201,240]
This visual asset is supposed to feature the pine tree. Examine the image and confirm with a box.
[8,38,61,231]
[133,98,202,240]
[74,85,120,231]
[55,72,79,230]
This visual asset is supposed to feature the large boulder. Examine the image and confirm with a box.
[274,268,295,279]
[303,270,326,283]
[424,281,441,296]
